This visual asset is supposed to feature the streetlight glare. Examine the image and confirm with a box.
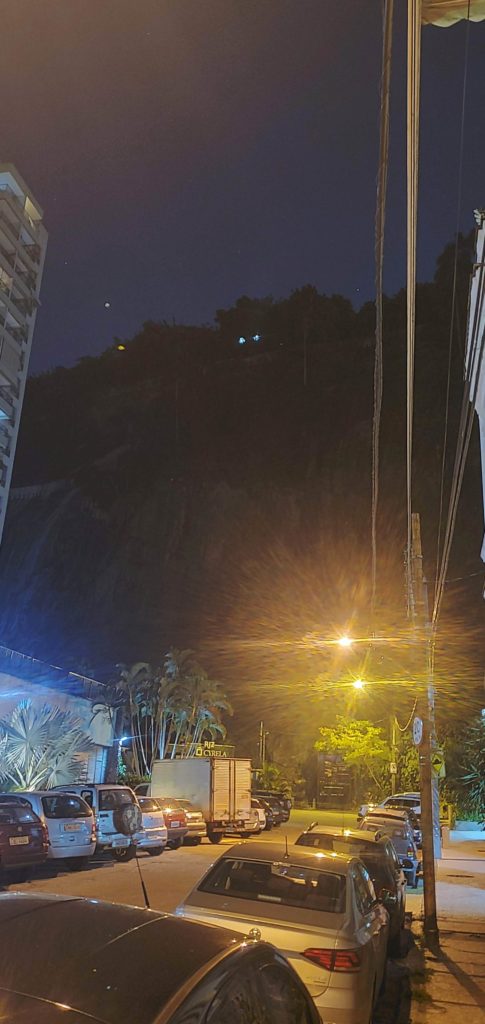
[337,635,353,648]
[353,679,365,690]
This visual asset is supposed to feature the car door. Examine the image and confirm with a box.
[351,863,387,996]
[384,839,406,916]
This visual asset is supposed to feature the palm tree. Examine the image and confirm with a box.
[0,700,93,789]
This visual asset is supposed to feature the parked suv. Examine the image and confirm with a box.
[54,784,142,861]
[360,812,420,887]
[252,789,291,820]
[0,798,48,878]
[20,791,96,870]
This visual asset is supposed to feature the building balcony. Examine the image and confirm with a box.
[0,390,14,421]
[0,185,41,241]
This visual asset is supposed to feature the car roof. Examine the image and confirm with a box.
[302,826,390,847]
[366,809,409,820]
[0,894,245,1024]
[223,841,354,872]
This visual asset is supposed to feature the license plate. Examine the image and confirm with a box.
[9,836,29,846]
[170,821,180,828]
[112,837,129,848]
[64,823,81,832]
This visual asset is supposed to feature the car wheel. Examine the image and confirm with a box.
[207,829,223,844]
[264,821,273,831]
[147,846,164,856]
[168,837,182,850]
[65,856,90,872]
[111,844,137,862]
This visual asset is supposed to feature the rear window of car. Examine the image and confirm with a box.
[199,858,346,913]
[0,805,39,825]
[42,795,91,819]
[99,789,134,811]
[297,834,376,856]
[139,798,160,812]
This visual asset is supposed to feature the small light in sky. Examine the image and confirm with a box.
[238,336,246,345]
[117,344,126,352]
[252,334,261,342]
[104,301,111,309]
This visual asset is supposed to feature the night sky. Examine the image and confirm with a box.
[2,1,485,372]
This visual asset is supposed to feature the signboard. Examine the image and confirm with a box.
[166,741,235,759]
[431,751,445,777]
[389,762,397,775]
[413,716,423,746]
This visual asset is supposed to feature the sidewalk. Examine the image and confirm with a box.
[407,839,485,1024]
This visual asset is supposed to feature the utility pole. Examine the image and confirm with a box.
[409,513,441,949]
[390,715,398,796]
[259,720,266,771]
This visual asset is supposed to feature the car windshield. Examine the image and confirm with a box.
[176,800,194,810]
[99,789,134,811]
[199,858,346,913]
[139,798,160,812]
[0,805,39,825]
[42,795,91,819]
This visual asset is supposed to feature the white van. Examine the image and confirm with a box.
[20,791,95,870]
[54,784,142,861]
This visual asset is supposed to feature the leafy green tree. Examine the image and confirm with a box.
[0,700,93,789]
[315,717,391,802]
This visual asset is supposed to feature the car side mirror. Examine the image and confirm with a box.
[380,889,397,909]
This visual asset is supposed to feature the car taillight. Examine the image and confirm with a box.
[303,948,362,972]
[407,847,414,857]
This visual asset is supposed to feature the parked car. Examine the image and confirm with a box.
[255,793,286,826]
[360,813,420,887]
[0,799,48,878]
[18,790,96,870]
[152,796,188,849]
[295,825,407,957]
[251,797,268,830]
[173,798,207,844]
[54,784,142,861]
[134,797,168,856]
[0,892,321,1024]
[253,789,291,820]
[358,792,421,821]
[258,796,277,830]
[177,841,389,1024]
[379,803,422,848]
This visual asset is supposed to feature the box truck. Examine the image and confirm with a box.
[150,757,252,843]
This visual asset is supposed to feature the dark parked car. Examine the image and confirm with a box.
[360,813,420,888]
[253,793,287,825]
[253,789,291,820]
[0,799,48,878]
[152,796,188,849]
[0,892,321,1023]
[295,825,407,957]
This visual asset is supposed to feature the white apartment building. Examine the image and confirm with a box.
[0,164,47,544]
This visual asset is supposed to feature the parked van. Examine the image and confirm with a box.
[20,791,96,870]
[54,784,142,861]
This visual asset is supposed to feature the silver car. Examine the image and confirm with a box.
[54,784,142,861]
[134,797,168,855]
[174,799,207,845]
[18,791,95,870]
[177,841,389,1024]
[360,814,419,887]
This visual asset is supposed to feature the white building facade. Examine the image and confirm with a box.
[0,164,47,545]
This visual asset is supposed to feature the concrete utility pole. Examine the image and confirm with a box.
[409,512,441,949]
[390,715,398,796]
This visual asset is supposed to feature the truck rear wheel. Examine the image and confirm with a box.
[208,829,223,844]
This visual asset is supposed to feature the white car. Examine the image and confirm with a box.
[134,797,168,855]
[54,784,142,861]
[173,799,207,845]
[17,791,95,870]
[177,841,389,1024]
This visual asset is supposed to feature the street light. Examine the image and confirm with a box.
[337,635,353,649]
[353,678,365,690]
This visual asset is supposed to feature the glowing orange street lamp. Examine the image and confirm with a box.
[337,635,353,649]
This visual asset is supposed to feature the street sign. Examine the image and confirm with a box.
[431,751,445,777]
[389,761,397,774]
[413,716,423,746]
